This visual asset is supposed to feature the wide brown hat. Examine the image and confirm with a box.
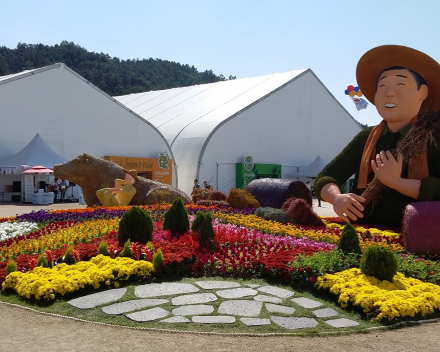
[356,45,440,111]
[122,168,140,182]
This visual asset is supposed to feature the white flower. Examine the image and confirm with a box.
[0,221,39,242]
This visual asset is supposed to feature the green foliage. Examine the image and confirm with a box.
[191,211,215,248]
[36,254,49,268]
[120,240,133,258]
[360,245,398,281]
[226,188,260,210]
[162,197,190,238]
[0,42,231,96]
[97,241,110,256]
[288,250,360,287]
[63,246,78,265]
[118,206,153,245]
[396,254,440,284]
[152,249,164,272]
[338,223,361,254]
[6,260,17,275]
[255,207,289,224]
[145,241,155,252]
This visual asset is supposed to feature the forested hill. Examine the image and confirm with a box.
[0,41,235,96]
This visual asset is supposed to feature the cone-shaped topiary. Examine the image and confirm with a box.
[97,241,110,256]
[6,260,17,275]
[338,222,361,254]
[63,246,79,265]
[162,197,190,238]
[118,206,153,245]
[120,239,133,258]
[36,253,49,268]
[360,244,398,281]
[153,248,164,272]
[191,211,215,249]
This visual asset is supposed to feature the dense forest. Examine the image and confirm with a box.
[0,41,235,96]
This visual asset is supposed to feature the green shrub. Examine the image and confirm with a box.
[360,245,398,281]
[63,246,79,265]
[97,241,110,256]
[226,188,260,210]
[6,260,17,275]
[191,211,215,249]
[162,197,190,238]
[118,206,153,245]
[152,248,164,272]
[255,207,289,224]
[289,250,360,287]
[120,240,133,258]
[338,223,361,254]
[36,254,49,268]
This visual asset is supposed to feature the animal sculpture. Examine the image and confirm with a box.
[53,153,191,206]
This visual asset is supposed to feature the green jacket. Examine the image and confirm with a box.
[315,126,440,227]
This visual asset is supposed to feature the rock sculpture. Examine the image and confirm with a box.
[53,153,191,206]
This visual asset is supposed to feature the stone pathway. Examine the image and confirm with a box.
[67,280,359,331]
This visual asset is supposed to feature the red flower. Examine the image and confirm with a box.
[309,277,317,283]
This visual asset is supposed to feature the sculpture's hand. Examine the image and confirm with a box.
[332,193,365,223]
[371,151,403,189]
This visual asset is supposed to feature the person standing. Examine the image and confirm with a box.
[191,179,201,195]
[203,180,212,189]
[59,179,68,203]
[51,177,59,203]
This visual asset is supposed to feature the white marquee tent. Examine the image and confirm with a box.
[115,69,362,195]
[0,64,177,200]
[290,156,326,178]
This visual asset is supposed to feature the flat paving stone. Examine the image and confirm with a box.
[172,305,214,316]
[312,307,339,318]
[271,316,318,330]
[240,318,271,326]
[126,307,169,322]
[135,283,199,298]
[291,297,323,309]
[254,295,283,304]
[171,293,217,306]
[160,316,191,323]
[102,299,169,315]
[192,316,236,324]
[216,287,257,299]
[218,300,262,317]
[68,288,127,309]
[265,303,295,315]
[257,286,295,298]
[324,318,360,328]
[195,280,241,289]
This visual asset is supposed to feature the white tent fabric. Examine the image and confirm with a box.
[115,70,361,195]
[0,133,66,168]
[291,156,326,178]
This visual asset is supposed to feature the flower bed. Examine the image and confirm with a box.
[0,204,439,322]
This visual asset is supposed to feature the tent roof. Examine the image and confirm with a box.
[22,165,54,174]
[114,69,308,145]
[0,133,66,168]
[291,156,326,178]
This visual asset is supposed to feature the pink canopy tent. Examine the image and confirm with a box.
[21,166,54,202]
[22,165,54,174]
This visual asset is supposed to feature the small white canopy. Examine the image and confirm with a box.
[0,133,66,169]
[291,156,326,178]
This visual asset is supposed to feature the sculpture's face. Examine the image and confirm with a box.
[374,69,428,127]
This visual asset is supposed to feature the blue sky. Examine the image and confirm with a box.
[2,0,440,127]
